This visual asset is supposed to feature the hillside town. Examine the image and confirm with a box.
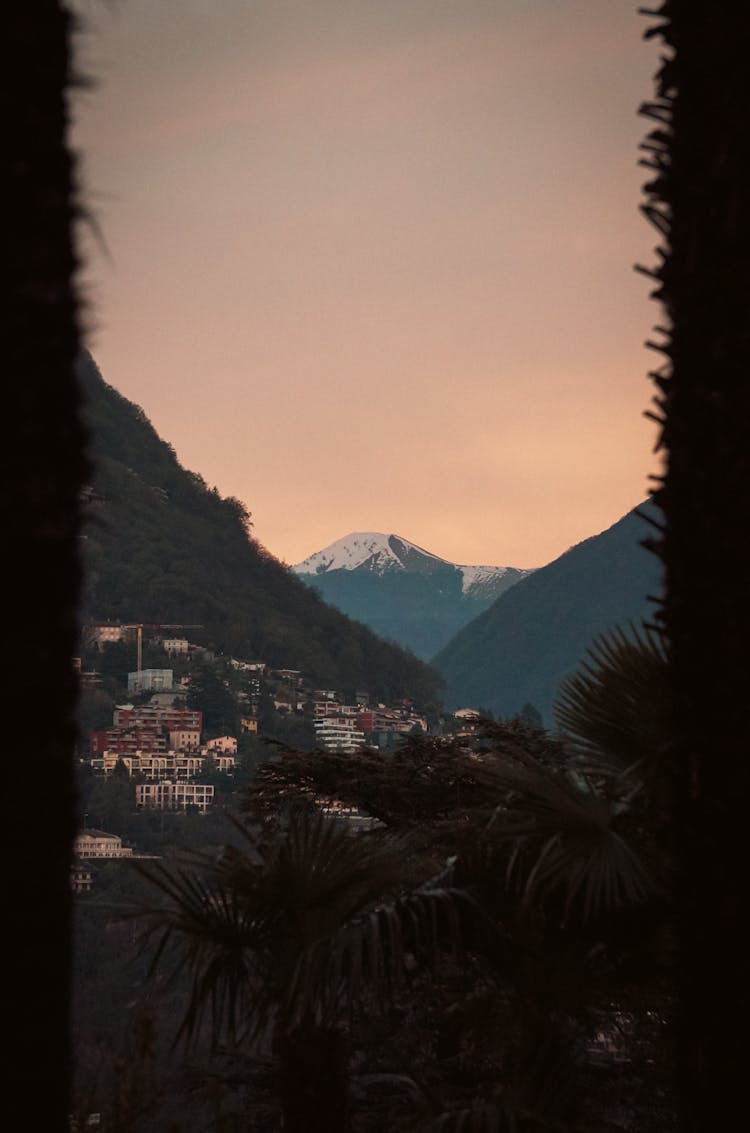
[73,620,455,879]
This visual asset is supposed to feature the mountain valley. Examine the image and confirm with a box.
[294,532,532,659]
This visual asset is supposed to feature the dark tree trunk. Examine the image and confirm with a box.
[6,2,88,1128]
[277,1024,352,1133]
[640,3,750,1130]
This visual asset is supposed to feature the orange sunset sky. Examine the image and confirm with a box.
[70,0,662,570]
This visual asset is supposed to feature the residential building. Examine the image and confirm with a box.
[88,751,235,780]
[94,704,204,757]
[451,708,482,737]
[136,780,214,813]
[313,700,360,719]
[137,754,203,780]
[313,719,367,753]
[230,658,266,673]
[71,865,92,893]
[88,754,134,776]
[169,728,201,751]
[160,637,189,655]
[206,735,238,754]
[90,726,167,756]
[75,830,133,859]
[113,703,202,733]
[356,709,428,736]
[85,623,124,648]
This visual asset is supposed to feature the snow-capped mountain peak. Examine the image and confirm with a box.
[293,532,449,576]
[292,531,535,659]
[293,532,533,595]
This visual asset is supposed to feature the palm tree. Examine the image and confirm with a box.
[554,623,671,814]
[132,808,467,1131]
[250,723,671,1131]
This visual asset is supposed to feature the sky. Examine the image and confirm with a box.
[70,0,663,570]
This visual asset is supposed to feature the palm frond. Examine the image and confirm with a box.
[130,855,277,1049]
[554,623,670,791]
[472,753,652,922]
[285,872,477,1028]
[131,810,464,1050]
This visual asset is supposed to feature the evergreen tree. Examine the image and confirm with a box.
[187,661,239,737]
[86,760,136,835]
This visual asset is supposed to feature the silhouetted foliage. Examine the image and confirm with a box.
[131,810,469,1131]
[8,3,88,1126]
[638,4,750,1127]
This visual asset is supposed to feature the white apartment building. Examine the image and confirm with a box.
[313,701,360,719]
[136,780,215,813]
[89,751,235,780]
[75,830,133,858]
[313,719,367,753]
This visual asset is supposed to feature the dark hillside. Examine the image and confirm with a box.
[302,567,468,660]
[298,565,530,660]
[77,353,442,706]
[434,503,663,724]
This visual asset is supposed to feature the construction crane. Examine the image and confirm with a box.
[119,623,203,685]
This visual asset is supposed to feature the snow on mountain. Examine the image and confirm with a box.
[293,531,535,660]
[293,533,532,596]
[293,532,449,576]
[458,564,509,596]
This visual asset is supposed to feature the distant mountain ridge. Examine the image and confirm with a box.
[433,502,663,725]
[294,532,532,659]
[294,531,532,599]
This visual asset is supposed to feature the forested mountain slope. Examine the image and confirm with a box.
[77,353,442,706]
[433,502,663,724]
